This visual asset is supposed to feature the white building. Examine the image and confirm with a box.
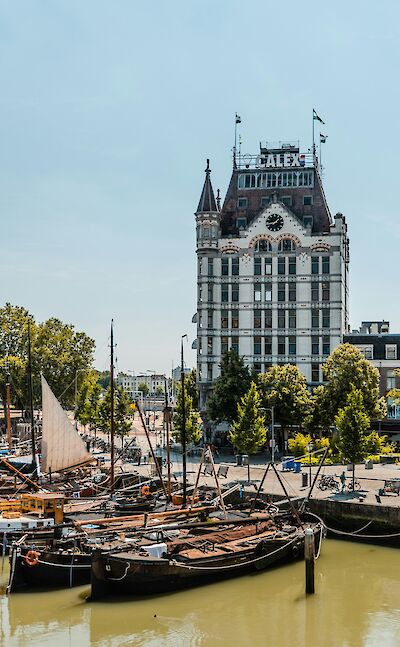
[194,143,349,409]
[116,373,166,398]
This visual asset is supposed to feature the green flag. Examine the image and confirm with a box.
[313,109,325,124]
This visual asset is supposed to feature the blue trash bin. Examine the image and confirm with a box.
[294,461,301,474]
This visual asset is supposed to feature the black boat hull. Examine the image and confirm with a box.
[90,526,322,599]
[8,546,91,592]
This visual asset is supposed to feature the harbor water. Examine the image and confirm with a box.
[1,540,400,647]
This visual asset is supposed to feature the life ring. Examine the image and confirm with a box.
[141,485,151,497]
[25,550,39,567]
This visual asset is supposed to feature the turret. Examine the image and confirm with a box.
[195,160,220,251]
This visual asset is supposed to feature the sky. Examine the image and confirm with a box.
[1,1,399,376]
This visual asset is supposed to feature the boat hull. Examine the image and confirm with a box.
[90,526,322,599]
[8,546,91,592]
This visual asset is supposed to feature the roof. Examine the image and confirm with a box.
[196,159,218,213]
[22,492,65,500]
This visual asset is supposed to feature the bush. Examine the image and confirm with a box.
[288,433,311,457]
[299,455,334,466]
[364,432,394,455]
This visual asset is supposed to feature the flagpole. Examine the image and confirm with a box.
[319,136,321,168]
[312,109,315,157]
[234,114,238,168]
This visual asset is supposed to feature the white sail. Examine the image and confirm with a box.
[41,375,92,472]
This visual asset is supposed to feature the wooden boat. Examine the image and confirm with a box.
[89,511,324,599]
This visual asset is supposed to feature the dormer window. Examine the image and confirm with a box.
[261,197,271,208]
[254,239,272,252]
[236,217,247,230]
[303,196,313,206]
[237,197,248,209]
[278,238,296,252]
[281,196,292,206]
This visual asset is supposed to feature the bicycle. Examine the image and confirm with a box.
[317,474,340,492]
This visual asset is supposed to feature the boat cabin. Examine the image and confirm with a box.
[21,493,65,523]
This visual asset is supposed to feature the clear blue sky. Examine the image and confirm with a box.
[1,1,399,375]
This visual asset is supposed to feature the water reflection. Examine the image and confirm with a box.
[1,541,400,647]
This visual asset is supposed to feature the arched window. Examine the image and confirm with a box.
[278,238,296,252]
[254,239,272,252]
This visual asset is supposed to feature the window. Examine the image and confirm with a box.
[207,363,213,381]
[281,196,292,206]
[237,197,248,208]
[289,310,296,329]
[288,336,296,355]
[386,345,397,360]
[221,312,228,329]
[278,336,285,355]
[208,284,213,303]
[278,239,296,252]
[254,257,262,276]
[311,363,320,383]
[203,226,210,238]
[207,337,213,355]
[303,196,313,206]
[255,239,272,252]
[254,309,262,329]
[265,257,272,274]
[261,197,271,208]
[288,257,296,275]
[387,370,397,391]
[278,310,286,329]
[265,284,272,302]
[311,282,319,301]
[198,285,203,302]
[231,257,239,276]
[232,285,239,302]
[278,284,286,302]
[254,336,262,355]
[221,284,229,303]
[311,309,319,328]
[265,337,272,355]
[322,336,330,356]
[237,217,247,229]
[254,363,262,374]
[278,257,286,275]
[238,171,314,190]
[322,283,330,301]
[265,311,272,329]
[312,336,319,355]
[221,336,228,354]
[322,257,330,274]
[254,285,261,302]
[208,258,214,277]
[288,283,296,302]
[311,257,319,275]
[362,346,373,360]
[231,335,239,354]
[221,257,229,276]
[208,311,213,329]
[231,310,239,329]
[322,309,330,328]
[304,215,313,228]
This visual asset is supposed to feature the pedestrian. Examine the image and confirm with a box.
[137,448,142,466]
[340,470,346,492]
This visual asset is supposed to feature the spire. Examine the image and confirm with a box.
[196,159,218,213]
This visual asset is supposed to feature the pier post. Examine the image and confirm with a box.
[305,528,315,594]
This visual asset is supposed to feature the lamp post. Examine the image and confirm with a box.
[307,442,313,488]
[181,334,188,507]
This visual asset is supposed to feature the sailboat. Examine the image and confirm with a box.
[40,375,94,474]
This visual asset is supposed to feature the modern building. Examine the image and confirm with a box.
[194,141,350,409]
[116,373,166,399]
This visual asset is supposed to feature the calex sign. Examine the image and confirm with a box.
[256,152,306,168]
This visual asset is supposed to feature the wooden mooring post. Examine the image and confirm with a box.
[305,528,315,594]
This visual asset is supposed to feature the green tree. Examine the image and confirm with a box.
[138,382,149,397]
[0,355,27,413]
[75,371,102,431]
[97,370,110,390]
[97,385,133,443]
[155,385,164,396]
[335,386,370,489]
[317,344,386,428]
[0,303,34,358]
[206,351,252,423]
[258,364,312,440]
[173,384,202,444]
[230,382,266,454]
[185,369,198,409]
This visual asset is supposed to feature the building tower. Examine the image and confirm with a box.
[195,140,349,410]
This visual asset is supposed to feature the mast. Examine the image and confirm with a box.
[27,321,36,472]
[110,320,115,491]
[5,354,12,451]
[181,334,187,507]
[164,376,171,500]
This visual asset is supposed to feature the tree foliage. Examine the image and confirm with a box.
[75,371,102,430]
[173,383,202,444]
[206,351,252,423]
[185,369,198,410]
[335,386,370,486]
[257,364,312,429]
[230,382,266,454]
[97,385,133,438]
[137,382,149,396]
[317,344,386,427]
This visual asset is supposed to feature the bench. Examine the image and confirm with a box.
[203,464,214,477]
[217,465,229,478]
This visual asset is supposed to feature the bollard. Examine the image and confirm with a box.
[305,527,315,594]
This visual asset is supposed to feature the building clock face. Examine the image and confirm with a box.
[266,213,284,232]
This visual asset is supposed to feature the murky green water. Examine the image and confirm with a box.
[0,540,399,647]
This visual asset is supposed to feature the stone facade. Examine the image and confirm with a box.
[194,143,349,409]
